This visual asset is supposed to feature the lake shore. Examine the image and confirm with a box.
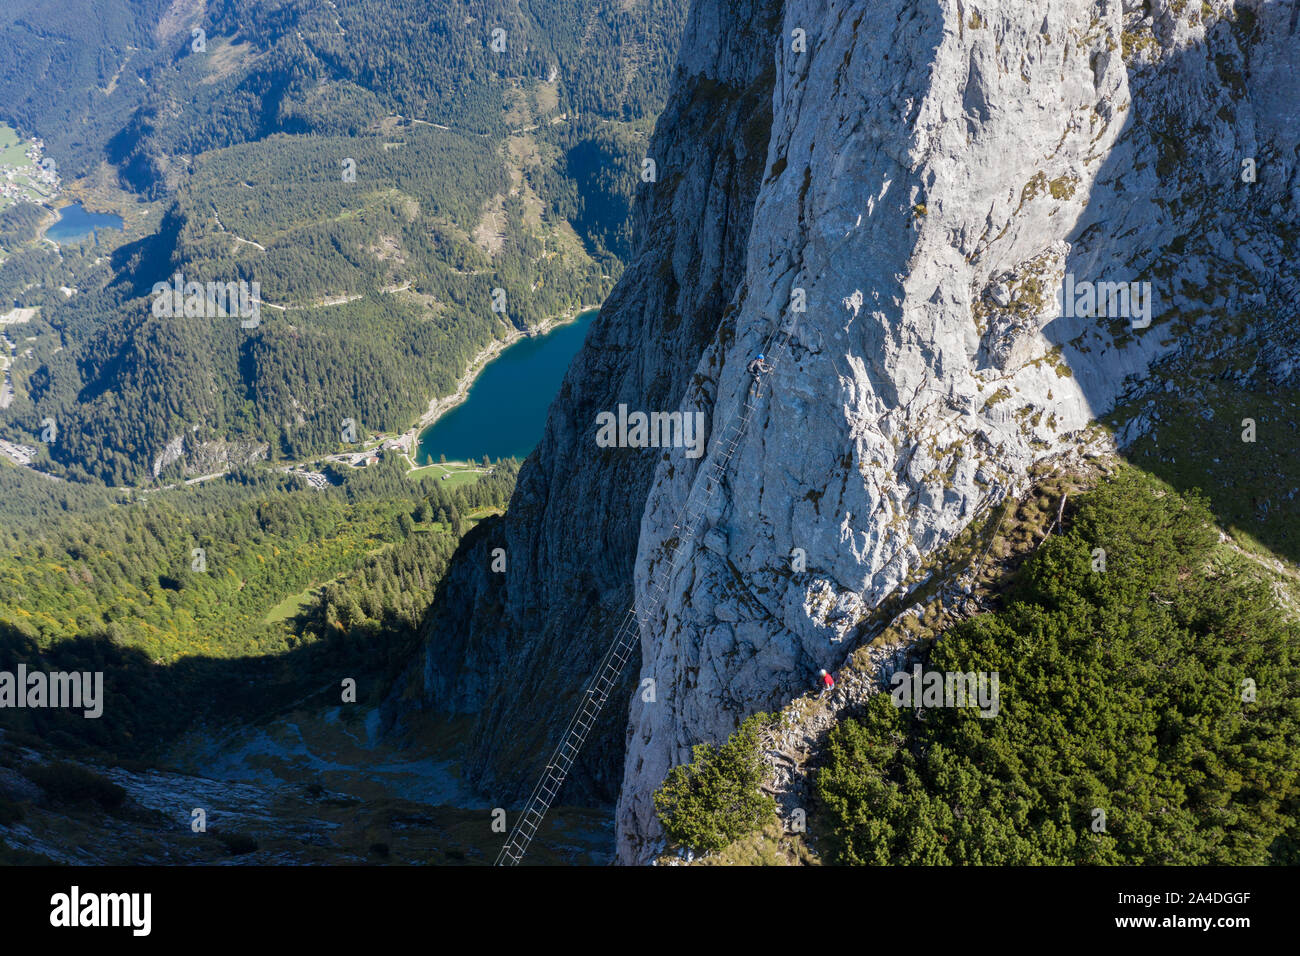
[401,302,601,458]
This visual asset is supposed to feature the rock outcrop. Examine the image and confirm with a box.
[150,432,269,480]
[395,0,1300,864]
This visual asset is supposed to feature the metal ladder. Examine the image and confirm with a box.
[495,320,797,865]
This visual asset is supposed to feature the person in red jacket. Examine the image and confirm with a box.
[818,669,834,696]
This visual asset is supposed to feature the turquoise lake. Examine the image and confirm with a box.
[46,200,124,243]
[416,308,597,464]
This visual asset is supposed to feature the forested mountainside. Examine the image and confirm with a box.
[397,0,1300,865]
[0,0,687,484]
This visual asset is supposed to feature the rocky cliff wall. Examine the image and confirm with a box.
[390,0,1300,864]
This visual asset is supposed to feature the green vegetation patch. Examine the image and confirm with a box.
[0,458,519,760]
[1114,379,1300,574]
[654,712,778,855]
[814,471,1300,864]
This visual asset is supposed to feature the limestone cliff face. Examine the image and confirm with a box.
[396,0,1300,862]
